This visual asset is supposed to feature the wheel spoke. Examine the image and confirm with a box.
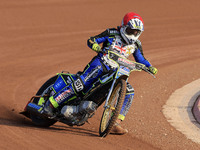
[99,79,126,137]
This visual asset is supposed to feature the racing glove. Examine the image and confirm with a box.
[92,43,101,52]
[149,66,158,75]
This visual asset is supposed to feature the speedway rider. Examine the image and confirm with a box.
[43,12,158,135]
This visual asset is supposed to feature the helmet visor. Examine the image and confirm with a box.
[125,27,141,36]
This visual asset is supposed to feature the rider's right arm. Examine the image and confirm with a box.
[87,37,102,52]
[87,29,111,52]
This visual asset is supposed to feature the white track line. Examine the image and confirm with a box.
[163,79,200,144]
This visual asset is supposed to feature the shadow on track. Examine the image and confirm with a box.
[0,106,99,137]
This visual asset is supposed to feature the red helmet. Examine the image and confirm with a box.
[120,12,144,44]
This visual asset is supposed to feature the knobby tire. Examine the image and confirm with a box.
[99,79,126,137]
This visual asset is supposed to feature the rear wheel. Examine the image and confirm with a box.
[99,79,126,137]
[30,75,58,127]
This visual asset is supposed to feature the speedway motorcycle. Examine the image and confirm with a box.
[20,50,155,137]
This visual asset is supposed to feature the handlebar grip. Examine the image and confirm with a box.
[144,67,156,79]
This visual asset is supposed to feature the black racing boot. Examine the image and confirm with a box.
[42,100,55,117]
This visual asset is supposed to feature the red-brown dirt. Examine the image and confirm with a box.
[1,0,200,149]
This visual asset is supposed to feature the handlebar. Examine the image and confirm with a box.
[135,63,156,79]
[104,50,156,79]
[142,67,156,79]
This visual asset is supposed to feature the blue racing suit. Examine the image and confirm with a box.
[49,27,152,121]
[86,27,151,120]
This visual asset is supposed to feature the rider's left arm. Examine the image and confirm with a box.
[133,48,151,67]
[133,41,158,75]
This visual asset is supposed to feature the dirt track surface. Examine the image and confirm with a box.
[1,0,200,149]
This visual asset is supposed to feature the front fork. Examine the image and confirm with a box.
[103,78,117,108]
[103,77,128,109]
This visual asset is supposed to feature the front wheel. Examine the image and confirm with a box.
[99,79,126,137]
